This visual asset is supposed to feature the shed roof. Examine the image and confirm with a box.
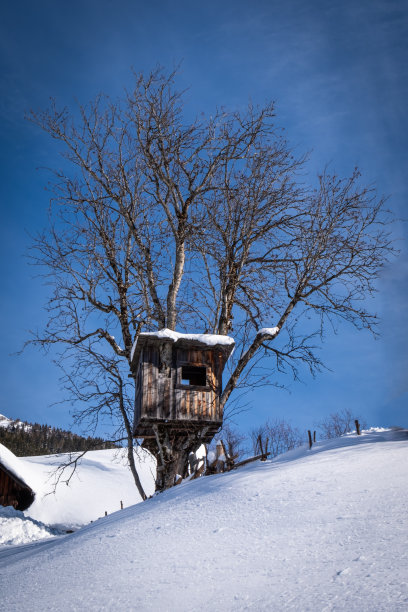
[0,443,36,510]
[131,328,235,366]
[0,443,35,491]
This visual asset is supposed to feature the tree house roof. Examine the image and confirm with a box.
[131,329,235,367]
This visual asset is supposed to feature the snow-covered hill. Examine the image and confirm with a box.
[0,428,407,611]
[0,445,156,532]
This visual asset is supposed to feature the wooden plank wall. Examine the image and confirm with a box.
[174,348,222,422]
[141,346,173,420]
[0,468,15,507]
[0,467,34,510]
[138,343,225,424]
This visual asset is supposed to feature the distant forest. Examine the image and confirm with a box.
[0,420,118,456]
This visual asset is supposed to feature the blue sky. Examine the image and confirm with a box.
[0,0,407,436]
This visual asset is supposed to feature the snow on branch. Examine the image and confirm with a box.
[256,327,280,339]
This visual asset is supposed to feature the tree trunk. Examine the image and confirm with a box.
[142,425,205,492]
[166,238,185,330]
[126,434,147,500]
[118,378,147,500]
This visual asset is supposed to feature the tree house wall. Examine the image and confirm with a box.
[133,341,227,438]
[174,347,221,421]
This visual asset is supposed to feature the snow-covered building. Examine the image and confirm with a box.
[131,329,235,443]
[0,444,35,511]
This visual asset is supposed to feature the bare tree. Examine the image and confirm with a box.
[211,424,247,466]
[251,419,304,458]
[29,191,148,498]
[28,68,394,492]
[318,409,367,439]
[197,168,395,413]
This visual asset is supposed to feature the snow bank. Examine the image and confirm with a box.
[131,328,235,361]
[0,443,39,491]
[0,428,407,611]
[0,506,62,546]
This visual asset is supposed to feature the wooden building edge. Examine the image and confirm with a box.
[133,418,222,444]
[0,460,35,511]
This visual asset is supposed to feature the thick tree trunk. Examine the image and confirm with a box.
[142,426,205,492]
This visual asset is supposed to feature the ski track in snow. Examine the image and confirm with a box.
[0,429,407,611]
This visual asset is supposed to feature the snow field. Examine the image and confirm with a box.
[0,429,407,611]
[23,448,156,528]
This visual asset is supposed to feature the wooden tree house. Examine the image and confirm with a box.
[131,330,234,488]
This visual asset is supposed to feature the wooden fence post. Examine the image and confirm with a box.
[120,500,123,510]
[355,420,361,435]
[308,430,313,449]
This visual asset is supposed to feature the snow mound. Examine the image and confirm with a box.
[0,506,62,546]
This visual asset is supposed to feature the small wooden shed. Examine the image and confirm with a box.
[131,330,235,443]
[0,445,35,511]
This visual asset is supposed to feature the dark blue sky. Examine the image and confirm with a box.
[1,0,407,435]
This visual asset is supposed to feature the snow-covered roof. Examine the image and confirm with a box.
[131,328,235,362]
[0,443,35,491]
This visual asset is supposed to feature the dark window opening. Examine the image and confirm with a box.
[181,365,207,387]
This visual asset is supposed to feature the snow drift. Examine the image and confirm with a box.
[0,505,63,546]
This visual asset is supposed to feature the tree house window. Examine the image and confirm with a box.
[180,365,207,387]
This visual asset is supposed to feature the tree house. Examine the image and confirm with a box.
[131,330,235,445]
